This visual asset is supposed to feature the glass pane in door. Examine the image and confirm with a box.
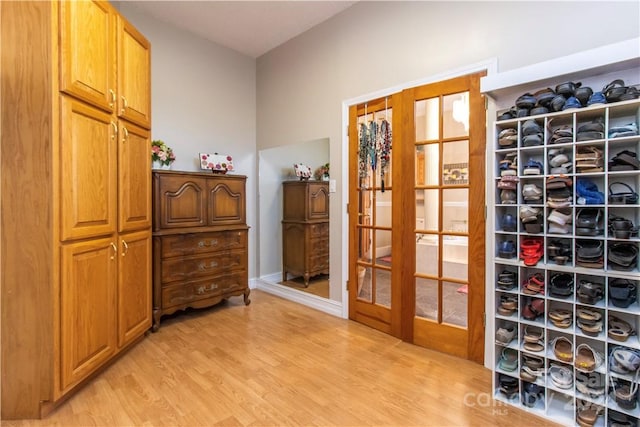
[443,92,469,139]
[416,144,439,185]
[415,98,439,141]
[416,189,439,232]
[442,281,468,327]
[415,277,438,320]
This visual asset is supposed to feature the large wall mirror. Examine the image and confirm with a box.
[258,138,332,300]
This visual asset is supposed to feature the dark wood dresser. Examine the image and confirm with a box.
[152,171,250,330]
[282,180,329,286]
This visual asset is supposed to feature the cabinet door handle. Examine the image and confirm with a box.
[110,242,117,260]
[196,283,218,294]
[110,122,118,140]
[109,89,116,108]
[120,95,128,114]
[121,240,129,257]
[121,126,129,143]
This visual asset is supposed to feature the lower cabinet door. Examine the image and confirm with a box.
[118,230,152,348]
[60,237,117,392]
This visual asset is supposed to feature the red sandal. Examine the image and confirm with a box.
[520,238,543,266]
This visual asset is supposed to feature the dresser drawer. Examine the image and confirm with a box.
[161,271,247,309]
[161,230,246,258]
[309,253,329,272]
[161,249,246,284]
[310,237,328,255]
[309,222,328,238]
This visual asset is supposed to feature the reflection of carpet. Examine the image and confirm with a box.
[357,265,467,327]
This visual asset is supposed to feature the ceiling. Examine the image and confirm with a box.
[127,1,358,58]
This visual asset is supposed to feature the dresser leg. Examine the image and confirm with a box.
[152,309,161,332]
[243,289,251,305]
[303,274,310,287]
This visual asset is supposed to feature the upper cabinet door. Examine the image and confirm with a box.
[117,16,151,129]
[118,120,151,233]
[60,96,117,241]
[59,0,116,113]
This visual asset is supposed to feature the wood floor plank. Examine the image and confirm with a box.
[2,290,559,426]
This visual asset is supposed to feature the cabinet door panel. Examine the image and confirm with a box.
[155,175,207,229]
[60,96,117,241]
[60,238,117,392]
[59,0,115,112]
[208,178,246,225]
[118,231,151,348]
[118,121,151,232]
[117,16,151,129]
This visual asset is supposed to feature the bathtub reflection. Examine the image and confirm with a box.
[415,235,468,280]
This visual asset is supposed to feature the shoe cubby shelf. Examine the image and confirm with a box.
[492,99,640,426]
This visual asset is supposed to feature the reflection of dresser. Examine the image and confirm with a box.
[152,171,250,330]
[282,181,329,286]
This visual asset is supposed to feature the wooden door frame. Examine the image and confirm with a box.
[344,70,487,363]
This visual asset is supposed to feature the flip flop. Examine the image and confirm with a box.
[551,336,573,362]
[575,343,603,373]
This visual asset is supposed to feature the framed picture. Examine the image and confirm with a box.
[443,162,468,184]
[200,153,234,174]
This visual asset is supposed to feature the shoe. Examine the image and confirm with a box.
[498,128,518,148]
[575,208,604,236]
[495,325,517,345]
[551,336,573,362]
[501,213,517,232]
[497,270,517,290]
[576,179,604,205]
[521,119,542,136]
[520,238,543,266]
[548,208,573,226]
[603,79,627,102]
[608,182,639,204]
[498,240,516,258]
[500,189,517,204]
[522,382,542,408]
[549,273,573,298]
[586,91,606,106]
[522,184,542,202]
[522,159,543,175]
[549,364,573,389]
[515,93,537,110]
[574,86,593,106]
[521,297,544,320]
[576,280,603,305]
[562,96,581,110]
[609,149,640,170]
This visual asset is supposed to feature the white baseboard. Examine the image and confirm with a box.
[253,275,343,318]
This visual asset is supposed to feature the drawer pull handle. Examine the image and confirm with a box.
[197,239,219,248]
[198,261,219,270]
[196,283,218,294]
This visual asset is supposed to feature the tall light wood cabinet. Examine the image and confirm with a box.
[1,1,151,419]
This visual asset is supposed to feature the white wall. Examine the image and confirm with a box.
[257,1,640,301]
[118,3,258,278]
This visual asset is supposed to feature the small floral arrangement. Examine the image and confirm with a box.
[314,163,330,180]
[151,140,176,166]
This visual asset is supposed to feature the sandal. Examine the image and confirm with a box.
[549,273,573,298]
[575,371,605,399]
[576,399,602,427]
[497,270,517,290]
[497,294,518,316]
[603,79,627,102]
[520,238,543,266]
[576,280,603,305]
[522,272,545,295]
[608,243,638,271]
[548,308,572,328]
[609,182,638,205]
[608,315,635,342]
[498,347,518,372]
[522,382,543,408]
[609,149,640,170]
[548,363,573,389]
[575,343,603,372]
[495,324,517,345]
[522,353,544,369]
[610,347,640,374]
[551,336,573,362]
[610,374,639,410]
[523,325,544,352]
[608,279,637,308]
[498,374,519,399]
[522,298,544,321]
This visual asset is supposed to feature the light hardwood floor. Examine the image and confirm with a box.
[2,290,557,426]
